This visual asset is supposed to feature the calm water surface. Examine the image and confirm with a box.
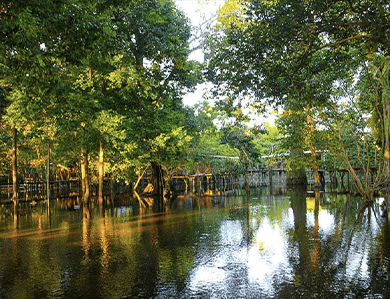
[0,188,389,298]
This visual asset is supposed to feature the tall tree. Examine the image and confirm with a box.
[205,0,390,199]
[1,0,198,204]
[116,0,198,198]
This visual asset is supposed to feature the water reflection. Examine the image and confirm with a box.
[82,205,91,265]
[0,188,389,298]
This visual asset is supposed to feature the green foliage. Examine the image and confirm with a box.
[204,0,390,197]
[0,0,200,188]
[253,123,281,166]
[206,0,389,125]
[183,101,241,174]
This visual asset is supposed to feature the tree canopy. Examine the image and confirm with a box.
[0,0,201,200]
[203,0,390,199]
[2,0,390,202]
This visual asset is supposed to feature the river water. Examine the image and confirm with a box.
[0,187,389,298]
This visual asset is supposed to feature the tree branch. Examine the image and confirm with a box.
[317,34,370,51]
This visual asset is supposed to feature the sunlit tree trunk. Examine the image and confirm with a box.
[133,166,148,196]
[310,149,321,188]
[163,175,169,199]
[46,143,50,212]
[11,127,18,202]
[133,190,147,208]
[305,108,321,189]
[81,148,89,202]
[98,139,104,205]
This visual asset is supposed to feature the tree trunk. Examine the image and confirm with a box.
[382,63,390,185]
[387,197,390,223]
[311,154,321,189]
[151,162,165,198]
[110,175,115,202]
[46,143,50,207]
[133,166,148,196]
[11,127,18,202]
[286,169,307,185]
[98,139,104,205]
[243,144,250,199]
[286,148,307,186]
[81,148,89,202]
[305,107,321,189]
[381,91,390,186]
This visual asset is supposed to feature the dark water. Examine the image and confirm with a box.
[0,188,389,299]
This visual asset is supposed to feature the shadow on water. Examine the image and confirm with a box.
[0,186,389,298]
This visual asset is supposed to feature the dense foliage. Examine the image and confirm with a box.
[2,0,390,202]
[0,0,201,199]
[205,0,390,199]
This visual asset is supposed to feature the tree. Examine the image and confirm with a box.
[185,101,240,172]
[205,0,390,199]
[220,122,263,194]
[1,0,63,200]
[1,0,198,204]
[109,0,198,199]
[1,0,130,201]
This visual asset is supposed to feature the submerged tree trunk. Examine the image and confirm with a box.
[151,162,165,198]
[286,169,307,186]
[243,144,250,199]
[11,127,18,202]
[98,139,104,205]
[309,142,321,189]
[305,107,321,189]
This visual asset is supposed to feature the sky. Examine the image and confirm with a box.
[175,0,225,63]
[174,0,224,107]
[175,0,225,106]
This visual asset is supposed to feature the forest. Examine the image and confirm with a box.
[1,0,390,207]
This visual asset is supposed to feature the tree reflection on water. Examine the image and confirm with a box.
[0,188,389,298]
